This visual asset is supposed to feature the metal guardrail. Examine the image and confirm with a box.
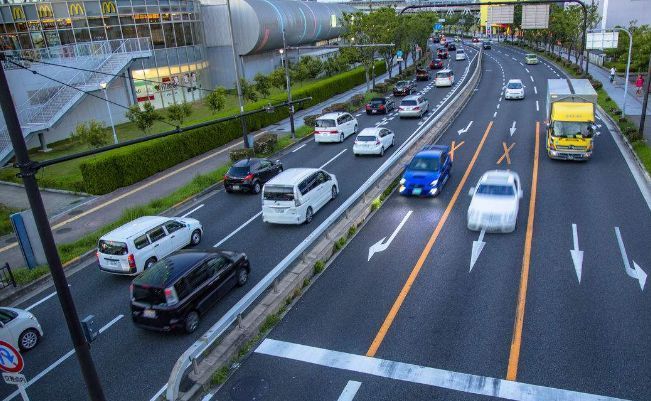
[0,263,16,290]
[164,50,483,401]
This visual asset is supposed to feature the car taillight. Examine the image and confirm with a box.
[244,173,254,182]
[376,139,381,145]
[223,174,229,181]
[365,105,371,110]
[164,287,179,305]
[379,104,385,110]
[399,107,404,110]
[96,251,100,261]
[413,106,420,110]
[128,254,136,268]
[129,284,134,300]
[328,130,338,134]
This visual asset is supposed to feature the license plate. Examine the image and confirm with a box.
[143,309,156,319]
[412,188,422,195]
[232,185,240,190]
[372,110,377,113]
[105,259,119,267]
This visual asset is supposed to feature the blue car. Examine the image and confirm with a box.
[399,145,451,196]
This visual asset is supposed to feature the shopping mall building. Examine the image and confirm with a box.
[0,0,352,163]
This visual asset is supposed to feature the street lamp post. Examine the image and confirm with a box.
[99,81,118,144]
[280,29,295,139]
[226,0,250,148]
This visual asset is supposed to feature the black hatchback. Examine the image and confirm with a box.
[130,250,250,333]
[365,97,395,114]
[224,158,283,194]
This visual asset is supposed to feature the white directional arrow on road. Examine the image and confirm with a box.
[470,228,486,272]
[570,224,584,283]
[457,120,473,135]
[368,210,412,261]
[615,227,647,291]
[509,121,517,136]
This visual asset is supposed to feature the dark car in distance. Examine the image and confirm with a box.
[366,97,395,115]
[429,58,444,69]
[437,47,449,59]
[393,80,416,96]
[130,250,250,333]
[447,43,456,51]
[415,68,430,81]
[482,41,492,49]
[224,158,283,194]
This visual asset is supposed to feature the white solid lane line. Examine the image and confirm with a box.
[213,211,263,248]
[150,385,167,401]
[536,100,540,111]
[292,143,307,153]
[2,315,124,401]
[337,381,362,401]
[181,204,204,218]
[24,284,71,311]
[256,339,631,401]
[320,149,347,169]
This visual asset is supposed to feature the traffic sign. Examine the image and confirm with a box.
[434,23,443,31]
[3,372,27,385]
[0,341,24,373]
[396,50,403,62]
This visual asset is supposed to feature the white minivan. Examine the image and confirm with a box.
[262,168,339,224]
[435,69,455,87]
[97,216,203,275]
[314,112,358,143]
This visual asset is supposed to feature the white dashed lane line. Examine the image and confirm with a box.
[536,100,540,111]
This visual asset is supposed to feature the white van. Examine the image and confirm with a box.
[435,69,455,87]
[97,216,203,275]
[314,112,358,143]
[262,168,339,224]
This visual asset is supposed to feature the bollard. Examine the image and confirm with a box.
[237,313,243,329]
[273,278,279,294]
[191,356,199,376]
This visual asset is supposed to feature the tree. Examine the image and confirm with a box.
[166,102,192,126]
[205,86,227,113]
[71,120,110,149]
[125,102,159,134]
[269,68,286,89]
[253,73,272,98]
[300,56,323,79]
[239,78,258,102]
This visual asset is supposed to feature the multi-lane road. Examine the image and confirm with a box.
[208,44,651,401]
[0,47,480,401]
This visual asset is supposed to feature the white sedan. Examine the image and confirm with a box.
[353,127,395,156]
[0,307,43,351]
[467,170,523,233]
[504,79,525,100]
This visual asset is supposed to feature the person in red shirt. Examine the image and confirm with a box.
[636,74,645,96]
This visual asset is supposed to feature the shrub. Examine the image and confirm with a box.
[313,260,325,275]
[624,126,642,141]
[347,225,356,239]
[322,102,351,114]
[253,133,278,154]
[229,148,255,163]
[374,83,389,94]
[303,114,320,127]
[349,94,365,107]
[166,103,193,126]
[590,80,603,90]
[71,120,111,149]
[612,108,622,116]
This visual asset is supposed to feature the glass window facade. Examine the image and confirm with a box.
[0,0,207,108]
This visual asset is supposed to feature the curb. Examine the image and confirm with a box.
[0,179,92,197]
[172,51,484,401]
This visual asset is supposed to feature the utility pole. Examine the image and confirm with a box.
[0,57,107,401]
[280,29,295,138]
[639,53,651,140]
[226,0,249,148]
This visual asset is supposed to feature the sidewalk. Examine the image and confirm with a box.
[0,59,412,269]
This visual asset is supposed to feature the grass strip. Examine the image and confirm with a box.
[0,204,20,236]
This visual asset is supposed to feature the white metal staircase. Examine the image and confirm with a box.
[0,38,152,165]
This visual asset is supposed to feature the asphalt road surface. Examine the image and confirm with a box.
[0,47,480,401]
[208,44,651,401]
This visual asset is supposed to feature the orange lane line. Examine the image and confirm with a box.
[366,121,494,358]
[506,121,540,381]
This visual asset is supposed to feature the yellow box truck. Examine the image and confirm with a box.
[546,79,598,160]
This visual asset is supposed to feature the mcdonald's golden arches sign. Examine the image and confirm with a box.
[38,4,54,18]
[11,7,25,21]
[68,3,85,16]
[102,1,117,14]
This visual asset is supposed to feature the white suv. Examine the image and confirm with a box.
[314,112,358,143]
[97,216,203,275]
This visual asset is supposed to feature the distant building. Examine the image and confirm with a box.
[592,0,651,28]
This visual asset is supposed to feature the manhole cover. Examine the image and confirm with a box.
[68,209,84,216]
[229,376,270,401]
[56,227,72,234]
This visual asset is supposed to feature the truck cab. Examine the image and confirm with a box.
[546,79,597,161]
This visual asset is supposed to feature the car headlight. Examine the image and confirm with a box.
[430,179,438,186]
[400,178,406,185]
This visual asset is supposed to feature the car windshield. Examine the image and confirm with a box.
[552,121,591,138]
[370,99,385,105]
[507,82,522,89]
[396,81,410,87]
[408,156,439,171]
[263,185,295,201]
[315,119,336,128]
[457,50,464,54]
[356,135,377,142]
[227,166,250,176]
[476,184,515,196]
[436,72,450,78]
[98,240,128,256]
[401,100,417,106]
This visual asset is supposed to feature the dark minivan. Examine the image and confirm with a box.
[224,158,283,194]
[130,250,250,333]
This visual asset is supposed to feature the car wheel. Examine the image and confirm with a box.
[190,229,202,246]
[380,146,385,157]
[184,311,200,334]
[18,328,39,351]
[144,257,157,270]
[252,181,261,194]
[236,267,249,287]
[391,137,395,147]
[225,187,233,193]
[305,207,314,224]
[340,133,344,142]
[331,186,338,200]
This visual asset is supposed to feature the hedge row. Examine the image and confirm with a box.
[80,61,387,194]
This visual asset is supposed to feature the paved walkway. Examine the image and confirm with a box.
[0,182,90,216]
[0,59,413,269]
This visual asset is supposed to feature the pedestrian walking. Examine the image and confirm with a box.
[636,74,644,96]
[610,67,616,83]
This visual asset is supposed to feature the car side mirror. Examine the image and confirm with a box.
[518,189,524,199]
[468,187,475,196]
[275,160,281,164]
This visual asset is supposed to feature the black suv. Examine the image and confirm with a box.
[224,158,283,194]
[447,43,456,51]
[482,41,492,50]
[365,97,395,114]
[393,80,415,96]
[130,250,250,333]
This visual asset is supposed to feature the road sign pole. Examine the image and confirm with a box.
[0,58,107,401]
